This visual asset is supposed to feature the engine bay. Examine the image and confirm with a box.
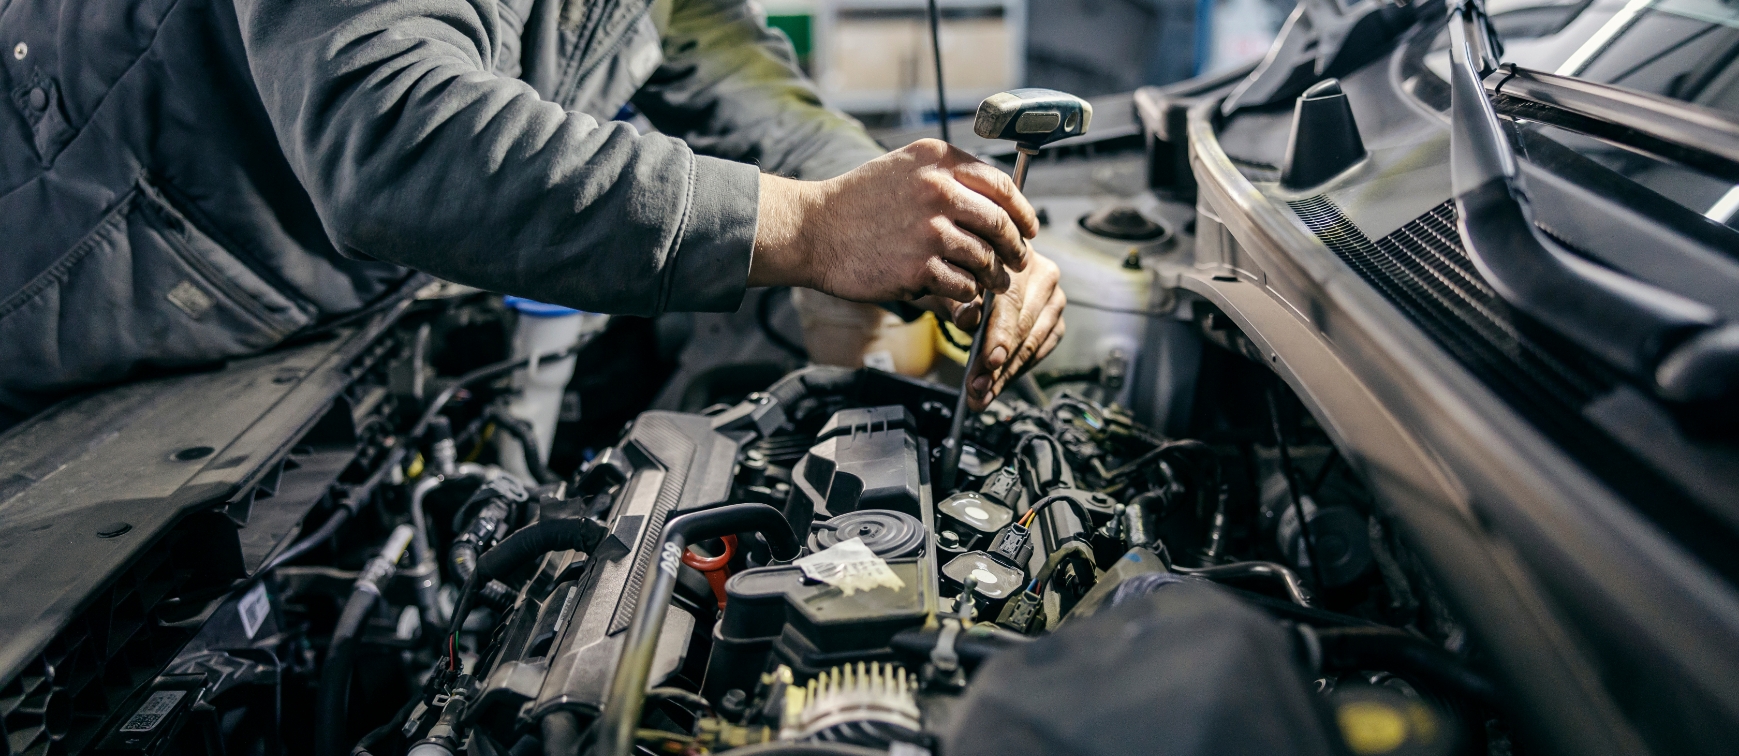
[0,286,1510,756]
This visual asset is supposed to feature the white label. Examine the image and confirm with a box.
[238,582,269,639]
[963,506,989,521]
[119,690,186,733]
[165,280,214,319]
[970,568,999,585]
[794,537,905,596]
[863,350,896,372]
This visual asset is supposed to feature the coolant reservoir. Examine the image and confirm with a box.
[791,289,935,376]
[498,297,609,480]
[1030,198,1174,407]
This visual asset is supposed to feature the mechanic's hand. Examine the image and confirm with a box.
[921,252,1066,411]
[749,139,1037,303]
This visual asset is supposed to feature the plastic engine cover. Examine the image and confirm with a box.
[788,406,923,533]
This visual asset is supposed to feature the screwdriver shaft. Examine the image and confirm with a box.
[939,147,1036,492]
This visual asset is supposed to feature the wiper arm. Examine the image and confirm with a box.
[1446,0,1738,406]
[1485,64,1739,183]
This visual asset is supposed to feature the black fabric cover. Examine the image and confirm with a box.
[941,581,1340,756]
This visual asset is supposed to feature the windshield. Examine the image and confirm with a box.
[1559,0,1739,115]
[1402,0,1739,229]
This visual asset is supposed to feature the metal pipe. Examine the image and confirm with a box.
[1176,561,1314,607]
[597,504,801,756]
[409,475,446,628]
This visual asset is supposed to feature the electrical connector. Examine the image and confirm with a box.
[987,523,1033,568]
[996,590,1044,634]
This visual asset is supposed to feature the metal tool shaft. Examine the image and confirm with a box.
[939,148,1036,492]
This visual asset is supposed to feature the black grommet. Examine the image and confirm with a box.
[174,446,215,461]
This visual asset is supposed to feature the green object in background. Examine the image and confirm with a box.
[766,14,813,61]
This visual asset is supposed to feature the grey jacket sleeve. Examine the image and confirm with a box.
[634,0,887,181]
[231,0,762,316]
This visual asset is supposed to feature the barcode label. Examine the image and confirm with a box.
[119,690,185,733]
[238,582,269,639]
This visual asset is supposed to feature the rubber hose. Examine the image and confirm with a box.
[541,711,583,756]
[483,407,558,485]
[447,541,512,611]
[597,505,800,756]
[317,589,379,756]
[1315,626,1500,705]
[890,625,1031,670]
[352,695,422,756]
[477,518,610,580]
[263,508,353,573]
[445,518,611,662]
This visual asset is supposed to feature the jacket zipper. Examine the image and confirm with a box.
[140,190,292,334]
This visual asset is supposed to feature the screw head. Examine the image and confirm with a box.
[97,522,132,538]
[12,42,26,60]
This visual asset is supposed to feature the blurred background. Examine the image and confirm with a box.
[760,0,1292,129]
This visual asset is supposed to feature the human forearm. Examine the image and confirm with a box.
[234,0,760,316]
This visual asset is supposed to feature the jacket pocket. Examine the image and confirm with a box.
[0,179,315,394]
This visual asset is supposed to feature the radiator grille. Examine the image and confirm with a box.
[1288,197,1620,428]
[1285,196,1739,583]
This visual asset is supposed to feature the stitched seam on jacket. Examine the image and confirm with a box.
[557,0,654,106]
[0,190,136,321]
[660,147,698,317]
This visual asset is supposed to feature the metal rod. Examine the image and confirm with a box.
[926,0,949,142]
[1011,145,1037,188]
[938,146,1037,493]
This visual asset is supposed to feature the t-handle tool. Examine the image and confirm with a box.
[938,89,1092,493]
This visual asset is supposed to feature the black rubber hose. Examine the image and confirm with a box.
[444,518,611,668]
[540,711,583,756]
[352,694,421,756]
[1315,626,1501,706]
[482,406,559,485]
[262,508,352,573]
[890,625,1031,671]
[317,589,378,756]
[477,518,610,579]
[597,504,801,756]
[448,541,515,612]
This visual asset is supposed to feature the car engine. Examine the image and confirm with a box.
[0,284,1505,756]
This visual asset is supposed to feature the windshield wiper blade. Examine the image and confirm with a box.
[1446,0,1739,406]
[1486,64,1739,183]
